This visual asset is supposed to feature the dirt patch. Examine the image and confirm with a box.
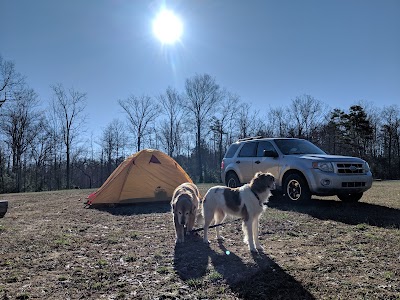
[1,182,399,299]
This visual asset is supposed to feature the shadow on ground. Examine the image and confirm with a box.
[174,237,315,299]
[268,197,400,229]
[90,201,171,215]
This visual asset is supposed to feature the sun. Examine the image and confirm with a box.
[152,9,183,44]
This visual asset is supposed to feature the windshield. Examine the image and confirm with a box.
[274,139,326,155]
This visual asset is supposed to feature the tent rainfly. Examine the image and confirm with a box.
[86,149,193,205]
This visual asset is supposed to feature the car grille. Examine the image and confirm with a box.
[336,163,364,174]
[342,182,366,188]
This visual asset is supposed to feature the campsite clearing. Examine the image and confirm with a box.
[1,181,399,299]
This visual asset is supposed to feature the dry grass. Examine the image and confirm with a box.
[0,181,399,299]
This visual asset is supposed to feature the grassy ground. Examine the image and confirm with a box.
[0,181,399,299]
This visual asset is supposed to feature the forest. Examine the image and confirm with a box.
[1,54,399,193]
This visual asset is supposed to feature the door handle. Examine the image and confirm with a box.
[255,160,261,164]
[236,161,240,164]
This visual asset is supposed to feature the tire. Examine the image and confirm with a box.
[337,192,363,202]
[269,189,283,202]
[283,173,311,202]
[0,200,8,218]
[225,172,241,188]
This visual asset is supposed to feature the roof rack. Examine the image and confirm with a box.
[237,136,264,142]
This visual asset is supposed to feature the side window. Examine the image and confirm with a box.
[238,142,257,157]
[257,141,276,157]
[224,144,240,158]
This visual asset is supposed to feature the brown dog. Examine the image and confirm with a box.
[171,182,200,243]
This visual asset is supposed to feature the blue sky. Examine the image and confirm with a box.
[1,0,399,137]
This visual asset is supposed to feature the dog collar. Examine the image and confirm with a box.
[251,188,268,206]
[251,188,260,201]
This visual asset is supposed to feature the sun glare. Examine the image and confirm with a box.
[152,9,183,44]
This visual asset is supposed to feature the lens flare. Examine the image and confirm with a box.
[152,9,183,44]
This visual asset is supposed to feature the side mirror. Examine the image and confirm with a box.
[263,150,279,158]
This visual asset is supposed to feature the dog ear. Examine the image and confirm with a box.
[267,173,275,183]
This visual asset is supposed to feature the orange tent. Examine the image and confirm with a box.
[86,149,192,205]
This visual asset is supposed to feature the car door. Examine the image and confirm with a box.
[253,140,281,178]
[236,141,258,183]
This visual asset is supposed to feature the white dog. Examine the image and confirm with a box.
[202,172,275,252]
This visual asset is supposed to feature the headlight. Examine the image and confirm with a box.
[312,161,334,172]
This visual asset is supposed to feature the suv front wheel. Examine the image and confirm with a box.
[226,172,241,188]
[284,173,311,202]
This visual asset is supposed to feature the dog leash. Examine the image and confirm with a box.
[190,202,269,233]
[189,218,242,233]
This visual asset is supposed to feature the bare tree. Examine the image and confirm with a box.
[111,119,128,164]
[51,83,87,189]
[0,139,8,193]
[101,119,127,175]
[288,94,326,139]
[158,87,183,156]
[380,105,400,178]
[0,87,41,191]
[211,92,240,162]
[0,55,24,108]
[357,100,381,159]
[268,106,290,137]
[184,74,222,182]
[46,103,64,190]
[29,116,53,191]
[236,102,253,139]
[101,123,116,175]
[119,95,160,152]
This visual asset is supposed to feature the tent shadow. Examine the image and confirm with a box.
[90,201,171,216]
[268,197,400,229]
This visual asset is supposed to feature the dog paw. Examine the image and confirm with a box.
[256,245,264,251]
[249,243,259,252]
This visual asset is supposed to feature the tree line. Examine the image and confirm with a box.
[1,54,399,194]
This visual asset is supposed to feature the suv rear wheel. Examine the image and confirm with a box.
[284,173,311,202]
[226,172,241,188]
[337,192,363,202]
[0,200,8,218]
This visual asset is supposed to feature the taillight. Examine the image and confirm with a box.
[221,160,224,170]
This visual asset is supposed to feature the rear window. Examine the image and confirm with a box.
[224,143,240,158]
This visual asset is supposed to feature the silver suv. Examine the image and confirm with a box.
[221,137,373,202]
